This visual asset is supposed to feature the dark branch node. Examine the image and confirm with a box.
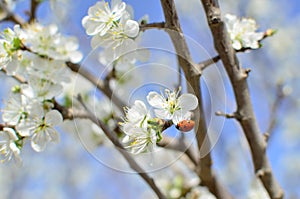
[245,68,251,75]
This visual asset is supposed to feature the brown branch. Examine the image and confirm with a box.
[200,1,284,198]
[0,68,26,84]
[215,111,237,119]
[66,62,126,111]
[159,0,234,198]
[53,100,89,120]
[0,123,15,131]
[140,22,165,32]
[3,14,26,26]
[29,0,41,23]
[0,2,26,26]
[74,95,167,199]
[198,55,221,73]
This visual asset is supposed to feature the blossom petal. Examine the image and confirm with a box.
[232,40,242,50]
[88,2,105,16]
[147,91,165,108]
[122,123,137,136]
[3,127,18,141]
[124,20,139,37]
[45,128,59,143]
[9,142,22,166]
[2,94,22,125]
[154,109,170,119]
[16,119,35,137]
[133,100,148,116]
[172,111,192,125]
[31,132,47,152]
[45,110,63,126]
[178,93,198,111]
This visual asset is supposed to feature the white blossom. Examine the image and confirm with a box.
[97,34,149,74]
[121,100,157,154]
[123,128,157,154]
[82,0,126,36]
[27,56,70,84]
[0,127,22,165]
[0,25,23,69]
[122,100,150,135]
[4,50,31,76]
[0,40,12,68]
[83,0,140,55]
[21,75,63,101]
[2,93,28,126]
[90,18,139,50]
[224,14,264,50]
[147,89,198,125]
[247,180,270,199]
[16,104,62,152]
[22,23,82,63]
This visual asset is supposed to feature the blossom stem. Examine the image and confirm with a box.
[264,82,287,143]
[139,22,165,32]
[0,68,26,83]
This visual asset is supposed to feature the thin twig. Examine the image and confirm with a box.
[0,69,26,84]
[198,55,221,73]
[200,0,284,198]
[264,83,286,142]
[75,95,167,199]
[29,0,41,22]
[53,100,89,120]
[215,111,236,119]
[0,2,26,25]
[140,22,165,32]
[0,123,15,130]
[175,64,182,91]
[66,62,126,111]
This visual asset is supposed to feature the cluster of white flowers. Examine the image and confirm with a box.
[1,93,63,164]
[122,100,157,154]
[0,127,22,165]
[120,89,198,154]
[224,14,264,50]
[0,23,82,164]
[82,0,139,50]
[23,23,82,63]
[0,25,23,70]
[147,89,198,125]
[82,0,147,74]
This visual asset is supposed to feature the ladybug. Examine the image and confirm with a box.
[176,120,195,132]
